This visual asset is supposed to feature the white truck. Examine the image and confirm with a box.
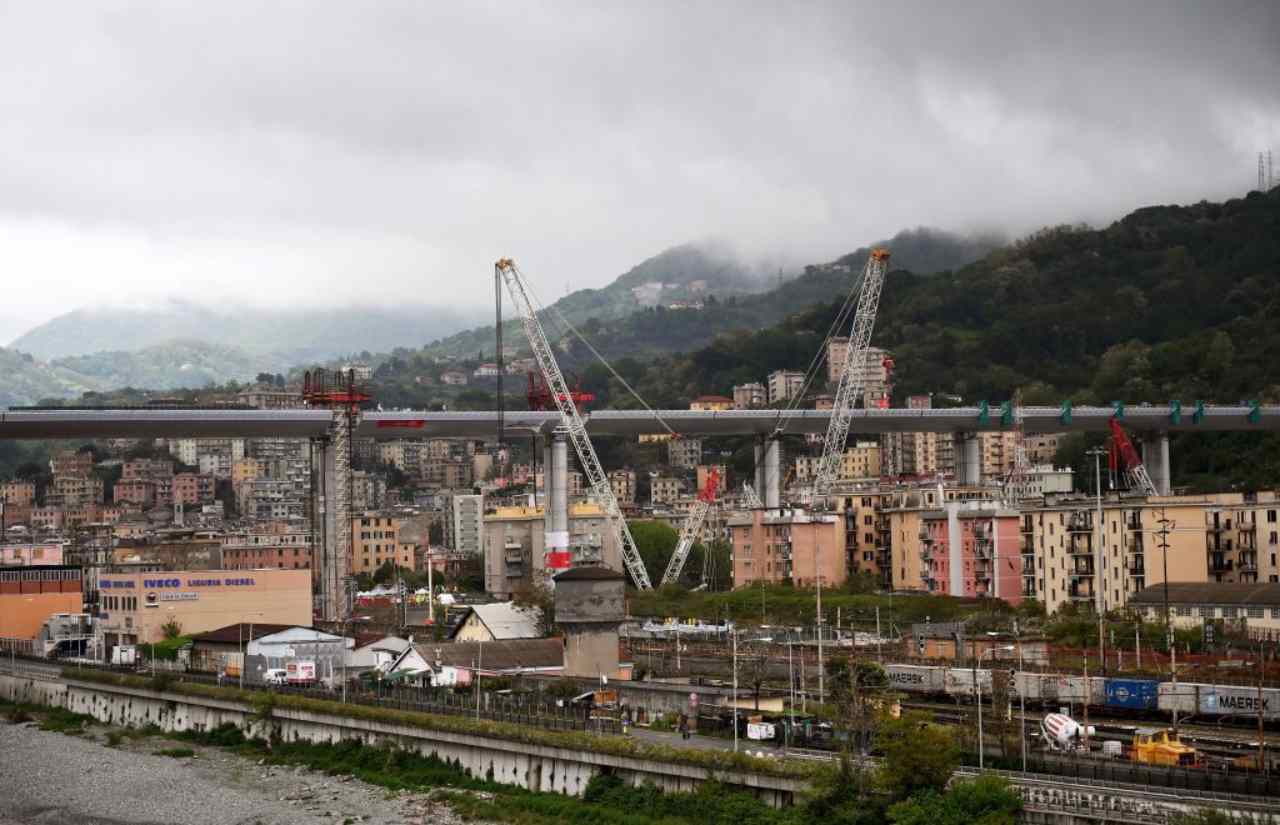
[110,645,137,666]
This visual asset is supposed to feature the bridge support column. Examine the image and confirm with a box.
[545,426,570,578]
[763,437,782,509]
[754,438,765,500]
[1142,432,1171,496]
[955,432,981,486]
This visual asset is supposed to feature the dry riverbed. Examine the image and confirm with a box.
[0,718,489,825]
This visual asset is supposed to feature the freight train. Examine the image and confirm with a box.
[884,664,1278,723]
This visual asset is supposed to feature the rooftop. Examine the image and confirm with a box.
[1130,582,1280,607]
[412,637,563,671]
[189,623,297,644]
[451,602,542,640]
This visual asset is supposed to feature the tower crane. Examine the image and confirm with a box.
[811,249,892,504]
[660,468,720,586]
[494,258,654,590]
[1108,418,1159,496]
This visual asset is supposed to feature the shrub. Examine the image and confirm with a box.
[153,747,195,758]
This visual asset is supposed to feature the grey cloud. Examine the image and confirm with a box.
[0,1,1277,340]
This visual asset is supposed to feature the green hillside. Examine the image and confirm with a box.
[581,188,1280,489]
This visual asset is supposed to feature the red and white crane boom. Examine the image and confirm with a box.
[495,258,654,590]
[1108,418,1158,496]
[660,468,720,586]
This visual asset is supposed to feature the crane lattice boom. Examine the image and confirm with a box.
[742,481,763,508]
[660,468,719,586]
[495,259,653,590]
[813,249,891,500]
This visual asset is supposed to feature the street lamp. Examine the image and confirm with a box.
[975,643,1015,770]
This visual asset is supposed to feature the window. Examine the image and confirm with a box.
[1198,606,1212,618]
[1175,606,1191,617]
[1223,606,1238,619]
[1247,607,1264,619]
[1269,510,1277,523]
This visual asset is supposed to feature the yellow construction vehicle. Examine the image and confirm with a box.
[1131,728,1199,767]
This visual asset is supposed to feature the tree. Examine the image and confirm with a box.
[161,619,183,640]
[875,711,961,801]
[829,657,889,755]
[254,372,274,386]
[628,520,679,584]
[512,580,556,636]
[886,774,1022,825]
[737,641,773,710]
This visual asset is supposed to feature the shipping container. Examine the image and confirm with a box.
[943,667,992,697]
[884,664,944,693]
[1013,672,1060,702]
[1202,685,1280,721]
[1158,682,1210,715]
[1055,676,1106,705]
[1103,678,1159,710]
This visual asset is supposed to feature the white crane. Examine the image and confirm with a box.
[660,468,720,586]
[741,481,763,508]
[494,258,653,590]
[811,249,892,503]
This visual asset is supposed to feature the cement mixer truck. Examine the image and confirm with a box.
[1041,713,1095,753]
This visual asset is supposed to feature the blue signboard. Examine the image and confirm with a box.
[1104,678,1159,710]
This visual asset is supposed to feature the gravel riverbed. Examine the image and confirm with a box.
[0,721,488,825]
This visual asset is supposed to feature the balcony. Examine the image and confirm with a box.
[1067,512,1094,532]
[1070,562,1095,577]
[1127,535,1144,553]
[1021,537,1035,554]
[1125,513,1142,531]
[1127,561,1145,576]
[1238,553,1258,572]
[1210,556,1233,573]
[1068,536,1094,556]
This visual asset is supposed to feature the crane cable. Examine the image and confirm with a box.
[519,274,681,438]
[773,261,868,434]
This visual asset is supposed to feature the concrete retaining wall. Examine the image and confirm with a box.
[0,671,800,807]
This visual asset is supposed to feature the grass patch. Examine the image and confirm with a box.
[106,730,125,747]
[153,746,195,758]
[141,635,193,661]
[65,669,814,780]
[38,707,93,734]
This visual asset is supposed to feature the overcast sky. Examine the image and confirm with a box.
[2,1,1277,344]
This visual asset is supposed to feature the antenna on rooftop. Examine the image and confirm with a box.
[1261,153,1267,192]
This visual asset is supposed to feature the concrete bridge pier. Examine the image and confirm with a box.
[955,432,981,486]
[544,426,570,578]
[753,438,766,501]
[1142,432,1171,496]
[763,437,782,508]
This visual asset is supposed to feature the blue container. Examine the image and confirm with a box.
[1105,678,1159,710]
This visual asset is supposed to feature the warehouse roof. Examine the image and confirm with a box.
[190,623,296,645]
[412,638,564,672]
[1129,583,1280,606]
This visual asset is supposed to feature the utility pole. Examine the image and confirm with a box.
[1087,447,1107,675]
[1157,509,1178,735]
[875,605,882,663]
[816,539,825,706]
[1259,639,1267,776]
[1082,652,1090,754]
[732,628,739,753]
[1136,622,1141,672]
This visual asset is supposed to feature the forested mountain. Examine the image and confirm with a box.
[418,229,1002,362]
[0,340,273,408]
[10,301,485,363]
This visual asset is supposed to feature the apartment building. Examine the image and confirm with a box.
[826,342,890,406]
[608,469,637,505]
[728,508,845,588]
[733,382,766,409]
[767,370,806,404]
[352,514,415,575]
[2,480,36,507]
[46,475,104,508]
[50,450,94,478]
[221,524,314,573]
[445,493,484,556]
[482,502,619,598]
[650,476,684,506]
[172,473,216,506]
[667,438,702,470]
[690,395,734,411]
[792,444,881,484]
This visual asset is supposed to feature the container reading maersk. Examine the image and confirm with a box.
[1104,678,1159,710]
